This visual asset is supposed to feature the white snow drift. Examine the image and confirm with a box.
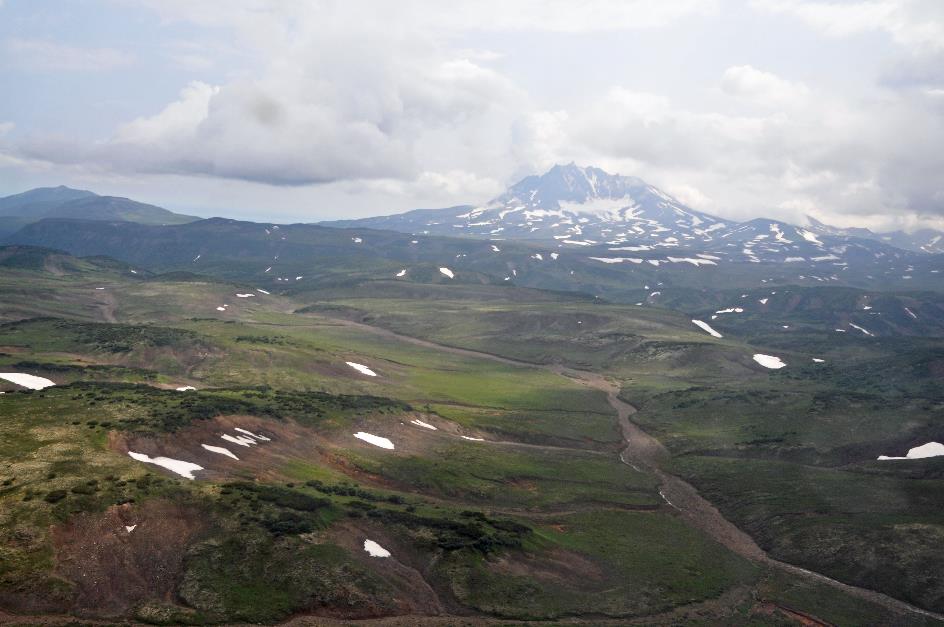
[354,432,395,449]
[691,320,723,338]
[127,451,203,480]
[878,442,944,461]
[202,444,239,460]
[346,362,377,377]
[363,539,391,557]
[752,354,786,369]
[0,373,56,390]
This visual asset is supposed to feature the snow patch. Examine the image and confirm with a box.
[0,373,55,390]
[878,442,944,461]
[363,539,391,557]
[753,354,786,369]
[127,452,203,480]
[202,444,239,460]
[346,362,377,377]
[235,427,270,441]
[849,323,874,337]
[221,434,257,447]
[439,267,455,279]
[354,432,394,450]
[691,320,723,338]
[410,419,437,431]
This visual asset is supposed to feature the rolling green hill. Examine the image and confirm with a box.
[0,186,198,238]
[0,246,941,624]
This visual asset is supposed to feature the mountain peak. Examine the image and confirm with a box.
[499,163,653,209]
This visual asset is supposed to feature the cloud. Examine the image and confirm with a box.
[0,1,722,191]
[721,65,810,107]
[3,0,943,229]
[13,15,526,186]
[4,38,134,71]
[751,0,944,52]
[129,0,719,34]
[546,65,944,228]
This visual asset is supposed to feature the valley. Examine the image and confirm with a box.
[0,218,942,624]
[0,167,942,624]
[4,0,944,622]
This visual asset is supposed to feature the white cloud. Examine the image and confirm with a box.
[14,21,526,186]
[4,38,134,71]
[751,0,944,52]
[721,65,810,107]
[3,0,943,229]
[129,0,719,34]
[551,66,944,228]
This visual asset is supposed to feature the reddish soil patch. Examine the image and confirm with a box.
[325,521,444,617]
[50,499,207,617]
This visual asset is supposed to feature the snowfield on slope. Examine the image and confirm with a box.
[363,539,391,557]
[878,442,944,461]
[346,362,377,376]
[410,419,437,430]
[691,320,723,338]
[202,444,239,460]
[128,452,203,479]
[354,432,395,449]
[0,373,56,390]
[753,354,786,369]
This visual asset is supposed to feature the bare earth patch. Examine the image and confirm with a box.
[50,499,207,617]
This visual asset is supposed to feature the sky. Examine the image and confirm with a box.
[1,0,943,230]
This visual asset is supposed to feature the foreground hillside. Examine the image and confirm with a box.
[0,247,941,625]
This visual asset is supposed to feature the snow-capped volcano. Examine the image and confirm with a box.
[332,163,732,247]
[466,163,731,245]
[323,164,941,279]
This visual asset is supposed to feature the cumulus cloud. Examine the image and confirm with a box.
[751,0,944,52]
[550,65,944,228]
[2,0,943,228]
[14,20,525,186]
[4,38,134,71]
[721,65,810,107]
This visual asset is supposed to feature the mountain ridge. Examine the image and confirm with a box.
[323,164,943,258]
[0,186,199,236]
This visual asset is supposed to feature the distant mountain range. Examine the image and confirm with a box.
[325,163,944,257]
[1,169,941,296]
[0,185,198,237]
[805,216,944,255]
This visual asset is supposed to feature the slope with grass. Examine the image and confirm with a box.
[0,251,940,624]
